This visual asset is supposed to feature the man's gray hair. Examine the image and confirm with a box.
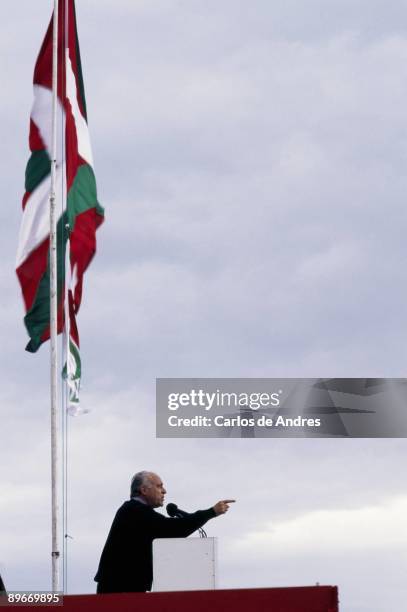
[130,471,152,498]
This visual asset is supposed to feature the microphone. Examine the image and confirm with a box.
[166,503,190,518]
[166,502,208,538]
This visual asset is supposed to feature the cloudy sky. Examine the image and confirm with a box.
[1,1,407,610]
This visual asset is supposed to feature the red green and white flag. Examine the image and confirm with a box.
[16,0,104,414]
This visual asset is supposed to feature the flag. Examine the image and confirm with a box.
[16,0,104,412]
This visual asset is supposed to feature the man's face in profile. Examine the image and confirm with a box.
[141,473,166,508]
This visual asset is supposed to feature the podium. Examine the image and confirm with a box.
[152,537,217,592]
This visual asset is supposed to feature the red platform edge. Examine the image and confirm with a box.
[11,585,339,611]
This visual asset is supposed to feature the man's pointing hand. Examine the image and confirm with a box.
[213,500,236,515]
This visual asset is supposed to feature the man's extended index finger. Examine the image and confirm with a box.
[223,499,236,503]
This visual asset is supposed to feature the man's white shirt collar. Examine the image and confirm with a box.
[131,495,148,505]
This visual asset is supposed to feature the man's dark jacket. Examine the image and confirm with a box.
[94,499,215,593]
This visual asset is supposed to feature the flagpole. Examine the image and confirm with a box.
[50,0,60,593]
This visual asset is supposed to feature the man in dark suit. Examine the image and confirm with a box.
[94,471,234,593]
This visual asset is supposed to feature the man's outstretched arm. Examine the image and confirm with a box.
[152,500,235,539]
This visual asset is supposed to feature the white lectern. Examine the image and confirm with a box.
[152,537,217,592]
